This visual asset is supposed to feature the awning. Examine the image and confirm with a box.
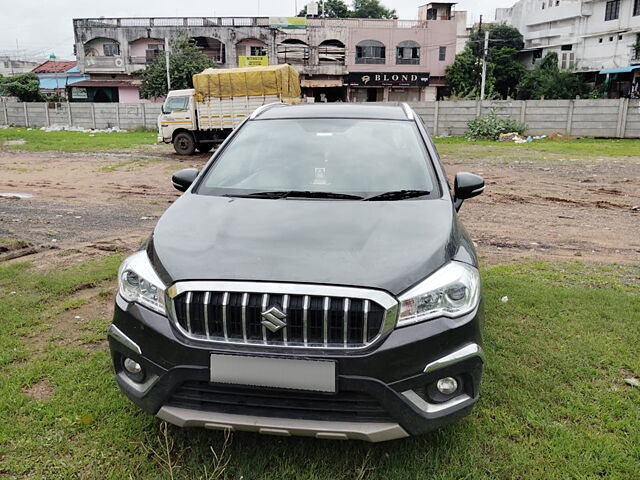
[69,80,136,88]
[599,65,640,75]
[301,78,344,88]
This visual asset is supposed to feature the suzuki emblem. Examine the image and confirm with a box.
[261,306,287,333]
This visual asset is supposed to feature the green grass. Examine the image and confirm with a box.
[99,157,164,172]
[434,136,640,158]
[0,127,156,152]
[0,258,638,479]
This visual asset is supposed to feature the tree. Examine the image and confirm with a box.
[517,52,585,100]
[490,47,525,99]
[468,24,524,57]
[445,47,489,98]
[297,0,395,19]
[298,0,350,18]
[138,38,215,99]
[446,24,525,99]
[351,0,396,18]
[0,72,42,102]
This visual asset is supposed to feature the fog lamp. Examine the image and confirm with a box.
[123,357,142,375]
[436,377,458,395]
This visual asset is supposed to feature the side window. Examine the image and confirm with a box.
[164,97,190,113]
[103,43,120,56]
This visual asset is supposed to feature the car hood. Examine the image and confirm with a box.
[150,194,462,296]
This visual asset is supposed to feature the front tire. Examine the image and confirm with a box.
[196,143,214,153]
[173,132,196,155]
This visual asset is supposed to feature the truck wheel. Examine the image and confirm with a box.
[196,143,214,153]
[174,132,196,155]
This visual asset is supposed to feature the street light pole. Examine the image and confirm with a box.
[480,30,489,101]
[164,37,171,91]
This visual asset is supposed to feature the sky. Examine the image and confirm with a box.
[0,0,513,61]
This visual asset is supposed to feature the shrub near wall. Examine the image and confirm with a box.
[466,109,527,140]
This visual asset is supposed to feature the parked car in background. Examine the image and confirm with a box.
[111,102,486,442]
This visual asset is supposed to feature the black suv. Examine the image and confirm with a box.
[108,103,485,442]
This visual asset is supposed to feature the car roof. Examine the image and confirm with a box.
[255,103,411,121]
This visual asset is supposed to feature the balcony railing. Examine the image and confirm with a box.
[631,48,640,65]
[74,16,445,31]
[396,58,420,65]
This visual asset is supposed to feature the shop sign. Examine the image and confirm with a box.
[72,87,88,99]
[238,56,269,67]
[346,72,430,87]
[269,17,307,29]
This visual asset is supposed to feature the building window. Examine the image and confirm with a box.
[599,38,603,43]
[250,46,266,56]
[542,3,545,9]
[355,40,386,64]
[396,40,420,64]
[561,44,572,51]
[145,43,164,63]
[604,0,620,21]
[556,0,560,5]
[634,0,640,16]
[103,43,120,56]
[439,46,447,61]
[532,49,543,64]
[560,52,575,69]
[618,34,623,40]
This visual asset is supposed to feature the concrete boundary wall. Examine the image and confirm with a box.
[1,99,639,138]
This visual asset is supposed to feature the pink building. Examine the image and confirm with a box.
[73,3,467,103]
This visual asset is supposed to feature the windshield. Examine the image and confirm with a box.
[197,118,437,198]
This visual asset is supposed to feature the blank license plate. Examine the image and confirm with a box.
[210,354,336,393]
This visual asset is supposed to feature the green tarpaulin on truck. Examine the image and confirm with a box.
[193,64,301,103]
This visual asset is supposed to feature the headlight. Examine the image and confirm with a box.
[397,262,480,327]
[118,251,166,315]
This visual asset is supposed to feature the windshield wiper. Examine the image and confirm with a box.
[364,189,431,201]
[226,190,364,200]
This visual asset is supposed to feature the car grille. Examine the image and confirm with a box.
[171,290,388,348]
[166,381,393,423]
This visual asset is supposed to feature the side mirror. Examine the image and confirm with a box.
[454,172,484,211]
[172,168,199,192]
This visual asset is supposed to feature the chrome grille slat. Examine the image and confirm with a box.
[261,294,269,343]
[282,294,289,345]
[185,292,192,334]
[241,292,248,343]
[343,298,349,347]
[222,292,229,340]
[170,283,395,350]
[302,295,310,346]
[363,300,369,344]
[323,296,330,347]
[203,292,211,339]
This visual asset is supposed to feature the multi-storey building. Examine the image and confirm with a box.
[495,0,640,97]
[71,3,467,103]
[0,56,39,77]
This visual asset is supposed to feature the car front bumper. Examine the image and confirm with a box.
[108,295,484,442]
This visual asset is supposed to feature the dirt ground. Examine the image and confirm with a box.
[1,145,639,267]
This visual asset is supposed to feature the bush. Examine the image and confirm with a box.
[466,109,527,140]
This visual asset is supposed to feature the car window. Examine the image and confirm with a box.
[163,96,189,113]
[197,118,437,197]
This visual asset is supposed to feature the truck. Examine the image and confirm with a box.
[157,64,301,155]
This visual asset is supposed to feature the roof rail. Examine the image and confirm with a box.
[250,102,288,120]
[400,102,414,121]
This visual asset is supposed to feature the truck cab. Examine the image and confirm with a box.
[157,90,202,155]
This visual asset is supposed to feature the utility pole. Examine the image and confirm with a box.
[164,37,171,91]
[322,0,325,18]
[480,30,489,100]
